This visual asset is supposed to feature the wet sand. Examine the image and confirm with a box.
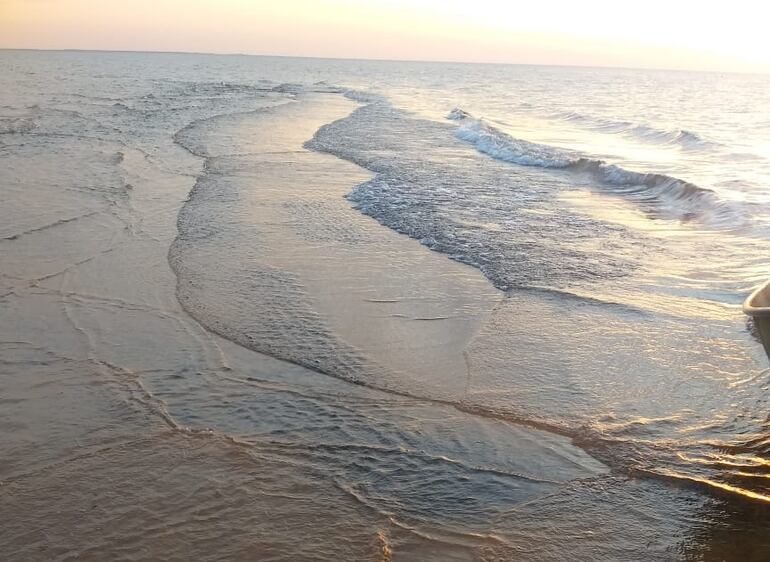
[3,50,770,561]
[1,95,611,560]
[171,95,503,397]
[0,95,401,560]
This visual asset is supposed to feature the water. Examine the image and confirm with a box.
[1,50,769,560]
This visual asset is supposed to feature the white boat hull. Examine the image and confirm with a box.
[744,279,770,357]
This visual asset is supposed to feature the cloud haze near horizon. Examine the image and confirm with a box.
[1,0,768,72]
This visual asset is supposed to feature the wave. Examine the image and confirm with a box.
[341,88,388,105]
[167,92,770,507]
[271,82,359,97]
[0,116,37,135]
[446,108,471,121]
[271,82,305,95]
[552,110,716,149]
[453,116,579,168]
[448,109,745,228]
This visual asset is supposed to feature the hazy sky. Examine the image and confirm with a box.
[2,0,768,72]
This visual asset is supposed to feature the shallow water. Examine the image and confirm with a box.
[1,50,769,560]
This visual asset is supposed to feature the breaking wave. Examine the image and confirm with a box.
[552,110,717,149]
[448,109,745,228]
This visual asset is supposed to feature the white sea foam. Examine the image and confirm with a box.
[450,110,746,227]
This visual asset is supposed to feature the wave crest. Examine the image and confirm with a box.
[449,110,745,228]
[554,110,716,149]
[446,107,470,121]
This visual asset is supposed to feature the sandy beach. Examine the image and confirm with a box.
[1,51,769,560]
[1,91,608,560]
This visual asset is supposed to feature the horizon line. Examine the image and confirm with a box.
[1,47,767,77]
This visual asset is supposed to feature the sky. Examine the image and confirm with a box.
[1,0,769,73]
